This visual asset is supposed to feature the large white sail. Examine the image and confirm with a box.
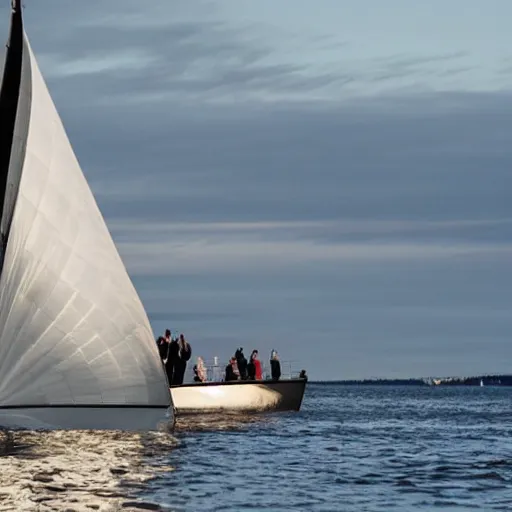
[0,7,171,429]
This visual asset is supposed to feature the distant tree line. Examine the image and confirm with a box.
[311,375,512,386]
[428,375,512,386]
[312,378,427,385]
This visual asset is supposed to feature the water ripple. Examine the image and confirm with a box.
[2,386,512,511]
[151,385,512,511]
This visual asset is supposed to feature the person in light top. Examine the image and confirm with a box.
[193,356,207,382]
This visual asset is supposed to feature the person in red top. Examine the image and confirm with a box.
[248,350,263,380]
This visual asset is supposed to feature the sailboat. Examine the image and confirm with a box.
[0,1,172,430]
[170,356,307,416]
[170,377,307,415]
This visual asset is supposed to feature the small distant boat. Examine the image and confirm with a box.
[170,378,307,416]
[480,379,484,387]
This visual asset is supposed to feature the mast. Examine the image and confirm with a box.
[0,0,23,249]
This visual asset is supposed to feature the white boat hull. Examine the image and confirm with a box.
[170,379,306,415]
[0,406,172,431]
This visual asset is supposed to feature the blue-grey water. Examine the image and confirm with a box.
[2,384,512,511]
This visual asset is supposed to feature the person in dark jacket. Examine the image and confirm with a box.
[156,336,167,362]
[157,329,171,362]
[270,349,281,381]
[173,333,192,385]
[248,349,260,380]
[225,357,239,381]
[235,347,248,380]
[165,333,179,386]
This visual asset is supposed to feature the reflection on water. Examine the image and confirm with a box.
[175,412,278,433]
[0,429,177,511]
[0,413,279,511]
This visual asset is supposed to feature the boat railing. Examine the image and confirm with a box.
[181,358,303,384]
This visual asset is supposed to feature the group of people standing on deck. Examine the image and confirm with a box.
[156,329,192,386]
[156,330,286,385]
[225,348,281,382]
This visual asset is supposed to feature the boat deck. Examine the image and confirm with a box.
[170,378,306,389]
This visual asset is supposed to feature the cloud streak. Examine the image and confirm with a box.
[18,2,479,108]
[119,239,512,276]
[1,1,511,378]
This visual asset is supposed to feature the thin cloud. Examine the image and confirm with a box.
[117,238,512,276]
[75,92,512,231]
[108,218,512,242]
[12,4,473,108]
[40,50,158,78]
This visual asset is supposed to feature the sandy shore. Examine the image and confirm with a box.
[0,429,177,512]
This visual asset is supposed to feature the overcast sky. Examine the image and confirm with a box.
[2,1,511,380]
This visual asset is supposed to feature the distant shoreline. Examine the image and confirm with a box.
[310,375,512,386]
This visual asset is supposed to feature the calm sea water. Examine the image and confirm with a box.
[160,384,512,511]
[2,384,512,511]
